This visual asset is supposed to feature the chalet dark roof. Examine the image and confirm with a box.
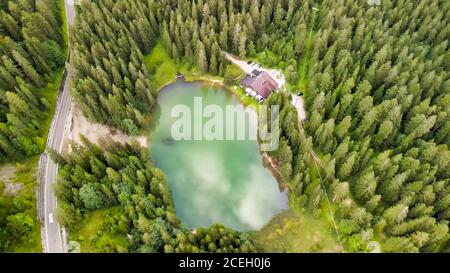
[252,69,261,76]
[240,75,256,86]
[240,72,278,98]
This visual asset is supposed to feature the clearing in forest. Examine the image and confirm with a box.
[250,211,341,253]
[62,105,147,153]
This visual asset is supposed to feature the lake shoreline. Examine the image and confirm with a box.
[150,79,287,231]
[154,75,288,196]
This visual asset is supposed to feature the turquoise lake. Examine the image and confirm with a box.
[149,79,287,231]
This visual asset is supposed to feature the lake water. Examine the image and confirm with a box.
[149,79,286,231]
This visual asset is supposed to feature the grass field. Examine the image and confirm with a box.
[56,0,68,52]
[144,42,260,110]
[68,207,128,253]
[297,31,316,93]
[250,210,341,253]
[144,41,178,90]
[39,69,65,143]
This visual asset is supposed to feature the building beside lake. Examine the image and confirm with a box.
[240,70,279,103]
[224,52,282,103]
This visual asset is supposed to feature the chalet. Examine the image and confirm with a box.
[240,71,279,103]
[223,52,281,103]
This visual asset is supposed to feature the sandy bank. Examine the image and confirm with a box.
[62,103,147,153]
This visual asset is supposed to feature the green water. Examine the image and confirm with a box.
[149,79,286,231]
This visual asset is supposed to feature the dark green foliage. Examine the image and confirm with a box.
[54,139,255,253]
[171,224,256,253]
[69,0,450,253]
[71,0,315,132]
[72,0,157,135]
[259,0,449,253]
[0,0,65,160]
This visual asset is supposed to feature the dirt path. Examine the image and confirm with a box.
[62,103,147,153]
[224,52,286,90]
[291,95,307,122]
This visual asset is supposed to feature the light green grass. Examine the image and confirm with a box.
[297,30,316,93]
[145,43,259,110]
[38,69,65,143]
[182,64,259,109]
[69,207,128,253]
[229,86,260,109]
[59,0,69,55]
[144,41,178,90]
[250,210,341,252]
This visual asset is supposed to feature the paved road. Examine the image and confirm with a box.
[41,0,76,253]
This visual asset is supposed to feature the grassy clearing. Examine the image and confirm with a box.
[38,69,65,143]
[228,85,260,109]
[145,42,259,110]
[297,31,316,93]
[69,206,128,253]
[144,41,178,90]
[250,210,341,252]
[181,65,258,109]
[58,0,69,55]
[179,66,223,83]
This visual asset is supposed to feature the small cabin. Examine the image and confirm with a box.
[240,71,279,103]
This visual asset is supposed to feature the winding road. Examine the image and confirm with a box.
[39,0,76,253]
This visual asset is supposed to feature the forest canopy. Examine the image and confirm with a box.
[0,0,66,253]
[61,0,450,253]
[0,0,65,160]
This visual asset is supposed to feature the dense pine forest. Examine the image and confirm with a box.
[65,0,449,252]
[266,0,450,252]
[0,0,65,159]
[0,0,432,254]
[71,0,157,135]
